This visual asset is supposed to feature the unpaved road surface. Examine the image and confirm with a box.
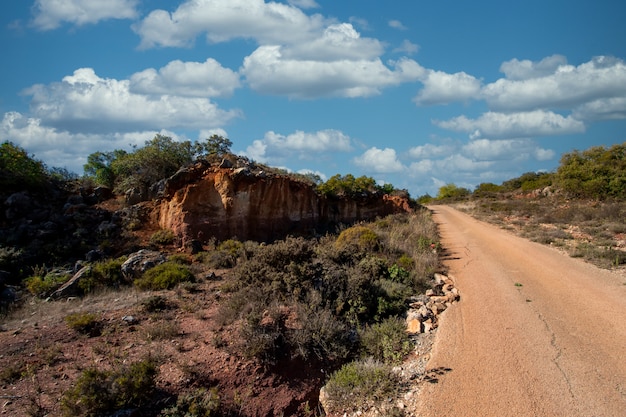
[415,205,626,417]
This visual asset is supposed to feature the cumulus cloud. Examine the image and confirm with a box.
[1,111,170,173]
[244,129,353,162]
[482,56,626,112]
[408,143,455,159]
[388,20,407,30]
[133,0,327,49]
[31,0,138,30]
[573,97,626,121]
[129,58,240,98]
[393,40,419,55]
[404,137,556,195]
[241,47,424,98]
[435,110,585,139]
[132,1,427,99]
[499,55,568,80]
[23,68,240,134]
[283,23,384,61]
[287,0,319,9]
[353,147,405,173]
[413,70,482,105]
[462,139,554,161]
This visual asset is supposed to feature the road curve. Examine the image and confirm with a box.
[414,205,626,417]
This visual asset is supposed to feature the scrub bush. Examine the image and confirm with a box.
[134,262,194,290]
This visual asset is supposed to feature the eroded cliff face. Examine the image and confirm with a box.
[158,164,413,243]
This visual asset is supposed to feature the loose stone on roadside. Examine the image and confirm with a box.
[406,273,459,335]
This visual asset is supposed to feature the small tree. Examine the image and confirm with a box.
[0,141,48,189]
[555,143,626,199]
[83,150,127,188]
[195,135,233,158]
[436,183,470,200]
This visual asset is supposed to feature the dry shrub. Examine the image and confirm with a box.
[323,359,400,413]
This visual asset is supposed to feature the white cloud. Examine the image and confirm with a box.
[129,58,240,98]
[408,159,435,175]
[133,0,327,49]
[244,129,353,162]
[499,55,568,80]
[353,147,405,173]
[287,0,319,9]
[462,138,554,161]
[388,20,407,30]
[283,23,384,61]
[1,111,171,173]
[393,40,419,55]
[408,143,455,159]
[297,169,326,181]
[413,70,482,105]
[436,154,493,172]
[241,47,424,98]
[348,16,370,31]
[482,56,626,112]
[132,2,426,99]
[436,110,585,139]
[31,0,138,30]
[572,97,626,121]
[23,68,240,134]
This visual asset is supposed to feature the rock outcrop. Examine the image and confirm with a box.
[158,164,414,243]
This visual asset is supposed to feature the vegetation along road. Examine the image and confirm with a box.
[415,205,626,417]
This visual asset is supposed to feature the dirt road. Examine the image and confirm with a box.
[414,205,626,417]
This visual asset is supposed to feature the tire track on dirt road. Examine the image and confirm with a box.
[414,205,626,417]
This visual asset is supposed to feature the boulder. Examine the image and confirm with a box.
[4,192,33,219]
[93,186,113,202]
[52,266,92,299]
[121,249,166,278]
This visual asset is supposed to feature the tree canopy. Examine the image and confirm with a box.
[555,143,626,199]
[1,141,49,190]
[83,134,233,193]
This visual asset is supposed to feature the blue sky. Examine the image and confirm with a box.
[1,0,625,197]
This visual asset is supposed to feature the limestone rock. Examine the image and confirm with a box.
[158,166,414,243]
[121,250,166,278]
[52,266,92,299]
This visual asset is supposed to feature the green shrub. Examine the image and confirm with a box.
[388,263,410,284]
[135,262,194,290]
[396,254,414,271]
[555,143,626,199]
[436,183,470,200]
[0,141,49,190]
[336,226,380,252]
[141,295,170,312]
[0,246,23,273]
[161,387,220,417]
[144,320,180,341]
[0,359,27,384]
[205,239,243,268]
[359,316,412,364]
[375,279,412,320]
[239,311,286,365]
[150,229,176,247]
[168,254,192,265]
[25,272,70,297]
[79,257,127,293]
[61,359,157,417]
[65,312,101,336]
[323,359,400,412]
[289,304,352,362]
[317,174,381,197]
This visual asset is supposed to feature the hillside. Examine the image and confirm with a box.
[1,140,445,416]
